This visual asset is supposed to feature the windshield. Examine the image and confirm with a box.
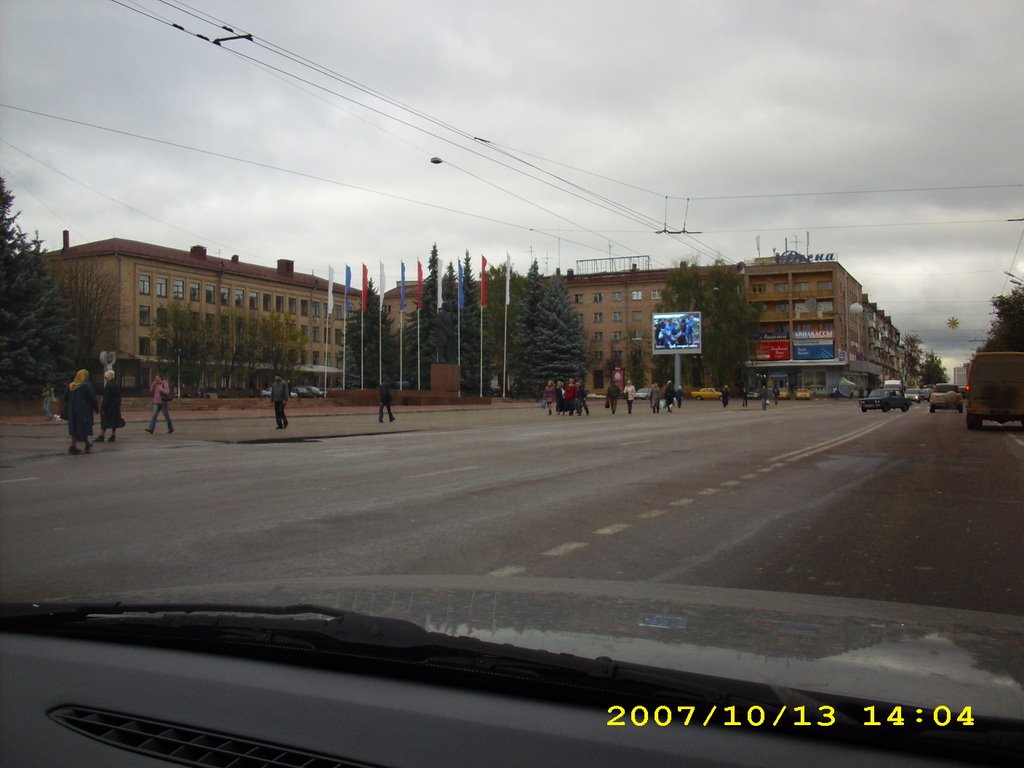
[1,0,1023,761]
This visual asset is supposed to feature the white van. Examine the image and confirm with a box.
[882,379,903,391]
[965,352,1024,429]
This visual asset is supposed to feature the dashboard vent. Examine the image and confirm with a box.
[49,705,371,768]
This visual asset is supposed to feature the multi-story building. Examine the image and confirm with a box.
[566,251,903,395]
[43,234,353,394]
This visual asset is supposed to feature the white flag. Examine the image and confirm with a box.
[379,261,386,310]
[505,252,511,305]
[437,259,444,311]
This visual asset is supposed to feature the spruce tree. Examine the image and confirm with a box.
[345,278,398,389]
[402,244,440,388]
[510,259,546,397]
[0,178,71,398]
[532,274,587,387]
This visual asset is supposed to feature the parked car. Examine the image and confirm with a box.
[294,385,325,398]
[633,387,652,400]
[794,388,812,400]
[859,388,909,413]
[777,387,791,400]
[929,383,963,413]
[691,387,722,400]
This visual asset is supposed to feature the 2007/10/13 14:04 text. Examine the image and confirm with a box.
[606,705,976,728]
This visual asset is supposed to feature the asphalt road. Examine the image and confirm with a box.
[2,398,1022,616]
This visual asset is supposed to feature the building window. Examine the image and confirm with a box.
[312,326,320,342]
[156,337,168,356]
[189,281,200,302]
[774,283,789,293]
[248,291,257,309]
[776,302,788,312]
[793,281,810,291]
[593,312,603,323]
[275,295,284,312]
[611,350,623,363]
[220,286,229,306]
[593,293,603,303]
[263,293,272,311]
[611,311,623,321]
[631,310,642,321]
[312,301,320,318]
[651,289,662,300]
[751,283,767,294]
[156,306,168,324]
[612,291,623,301]
[593,350,604,361]
[612,331,623,341]
[574,294,584,304]
[820,300,834,313]
[312,351,320,366]
[593,331,604,341]
[173,279,184,300]
[235,289,244,307]
[205,284,215,304]
[300,299,309,317]
[631,329,643,340]
[139,305,151,326]
[334,305,343,321]
[139,337,151,356]
[817,280,833,290]
[156,276,167,298]
[301,325,308,337]
[288,297,297,314]
[631,290,642,300]
[139,275,151,295]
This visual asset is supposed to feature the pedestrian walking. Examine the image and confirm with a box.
[543,381,556,415]
[564,379,578,416]
[623,379,636,414]
[554,380,565,415]
[146,373,174,434]
[662,380,675,412]
[63,369,98,454]
[379,381,395,423]
[722,385,730,408]
[42,383,56,421]
[740,385,748,407]
[773,386,780,406]
[650,382,662,414]
[606,381,621,414]
[761,386,770,411]
[271,374,290,428]
[675,386,683,409]
[576,382,590,415]
[97,370,124,442]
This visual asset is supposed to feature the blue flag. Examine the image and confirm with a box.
[400,262,406,310]
[458,260,465,309]
[344,265,351,313]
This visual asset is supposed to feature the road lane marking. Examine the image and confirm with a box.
[741,473,758,479]
[410,465,479,479]
[697,487,719,496]
[638,509,666,519]
[670,498,694,506]
[542,542,587,556]
[620,439,650,446]
[720,480,740,487]
[594,523,631,535]
[0,477,38,484]
[488,566,527,577]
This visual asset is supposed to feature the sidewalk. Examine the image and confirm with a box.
[0,400,539,444]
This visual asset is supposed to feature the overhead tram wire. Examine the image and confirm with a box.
[0,104,619,260]
[116,1,721,262]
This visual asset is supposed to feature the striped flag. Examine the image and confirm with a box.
[361,263,368,313]
[400,262,406,311]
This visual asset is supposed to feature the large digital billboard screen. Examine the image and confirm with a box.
[652,311,702,355]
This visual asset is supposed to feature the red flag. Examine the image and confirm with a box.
[361,263,368,313]
[481,256,487,307]
[417,260,423,308]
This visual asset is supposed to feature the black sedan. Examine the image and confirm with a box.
[859,388,909,413]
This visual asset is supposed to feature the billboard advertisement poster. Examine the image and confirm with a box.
[793,340,835,361]
[754,340,791,361]
[653,311,701,355]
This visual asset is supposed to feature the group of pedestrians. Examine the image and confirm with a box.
[542,378,591,416]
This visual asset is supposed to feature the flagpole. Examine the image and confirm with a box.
[503,253,510,398]
[479,304,483,397]
[416,309,421,390]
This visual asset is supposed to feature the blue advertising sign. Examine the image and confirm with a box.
[793,341,835,360]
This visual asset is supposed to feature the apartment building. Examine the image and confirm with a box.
[566,251,902,394]
[43,235,352,395]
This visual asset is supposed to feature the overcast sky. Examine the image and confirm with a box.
[2,0,1021,372]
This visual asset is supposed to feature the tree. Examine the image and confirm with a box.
[259,312,306,382]
[510,259,546,397]
[981,285,1024,352]
[483,257,522,395]
[899,332,923,385]
[531,273,587,385]
[0,177,70,398]
[345,278,398,388]
[919,350,947,385]
[456,251,492,395]
[402,245,440,389]
[151,301,212,390]
[50,258,120,372]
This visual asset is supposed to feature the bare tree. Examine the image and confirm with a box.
[50,259,119,371]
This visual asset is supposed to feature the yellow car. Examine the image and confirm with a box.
[794,388,812,400]
[691,387,722,400]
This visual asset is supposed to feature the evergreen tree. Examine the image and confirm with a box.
[532,274,587,385]
[402,245,440,388]
[483,257,522,395]
[0,178,70,398]
[456,251,493,395]
[345,278,398,388]
[510,259,546,397]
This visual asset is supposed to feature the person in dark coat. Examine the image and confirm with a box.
[97,370,123,442]
[379,381,395,423]
[64,369,98,454]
